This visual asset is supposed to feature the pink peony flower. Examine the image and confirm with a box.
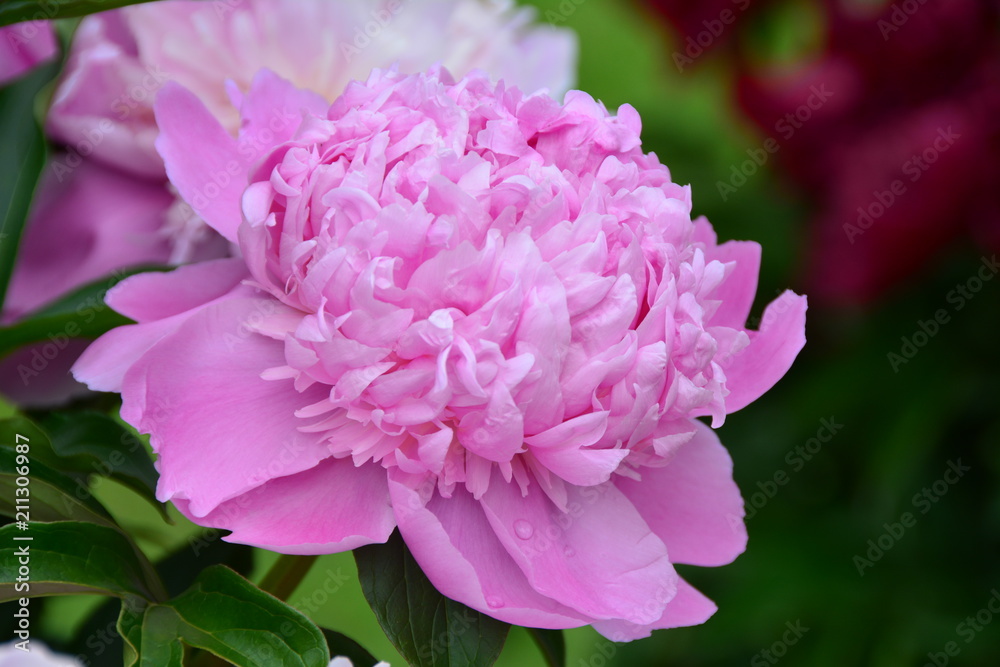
[73,67,806,639]
[0,22,57,85]
[2,0,575,406]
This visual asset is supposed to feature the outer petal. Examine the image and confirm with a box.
[106,257,248,323]
[73,317,188,394]
[120,297,330,517]
[154,82,245,242]
[480,470,678,624]
[592,578,717,641]
[722,291,807,413]
[4,160,173,321]
[705,239,762,329]
[72,259,250,392]
[615,420,747,567]
[388,472,595,629]
[176,457,396,555]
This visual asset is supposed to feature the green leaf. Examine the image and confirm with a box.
[0,415,65,470]
[38,411,170,521]
[0,521,162,601]
[0,0,158,26]
[127,565,330,667]
[68,535,255,666]
[0,265,168,358]
[0,421,115,527]
[320,628,380,667]
[526,628,566,667]
[118,599,185,667]
[355,531,510,667]
[0,62,54,310]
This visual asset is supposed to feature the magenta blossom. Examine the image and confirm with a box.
[74,68,806,639]
[0,21,57,85]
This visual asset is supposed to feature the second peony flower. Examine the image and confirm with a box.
[73,67,806,640]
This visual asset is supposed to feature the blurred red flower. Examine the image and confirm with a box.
[737,0,1000,304]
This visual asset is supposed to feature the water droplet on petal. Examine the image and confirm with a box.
[486,596,505,609]
[513,519,534,540]
[564,547,576,557]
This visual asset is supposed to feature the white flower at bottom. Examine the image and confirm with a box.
[329,658,390,667]
[0,642,82,666]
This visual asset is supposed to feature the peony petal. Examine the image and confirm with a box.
[105,258,248,323]
[154,82,245,242]
[73,317,187,394]
[178,457,395,555]
[238,69,328,148]
[530,446,629,487]
[525,411,628,485]
[73,260,252,393]
[388,472,595,629]
[706,239,762,329]
[592,578,717,641]
[721,291,807,413]
[120,298,331,516]
[615,420,747,566]
[479,470,677,624]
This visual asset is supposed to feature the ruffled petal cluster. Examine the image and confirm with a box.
[75,67,806,639]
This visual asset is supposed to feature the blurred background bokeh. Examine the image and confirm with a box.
[3,0,999,665]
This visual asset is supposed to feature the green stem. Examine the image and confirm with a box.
[258,553,319,601]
